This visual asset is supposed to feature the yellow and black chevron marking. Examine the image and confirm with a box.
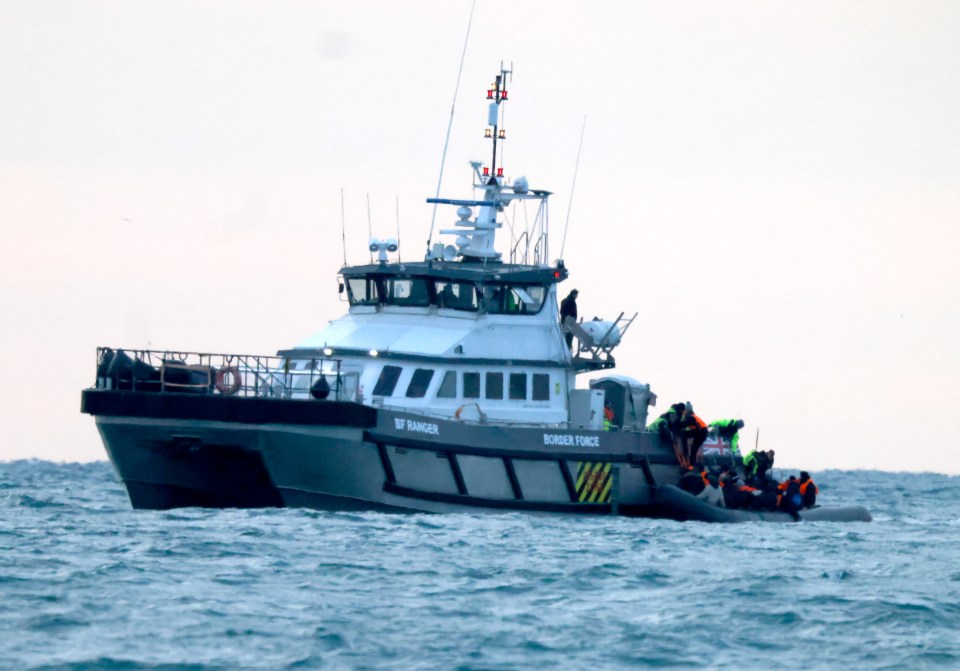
[576,461,612,503]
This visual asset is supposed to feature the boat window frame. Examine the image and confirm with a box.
[483,283,549,315]
[485,372,504,400]
[405,368,435,398]
[345,276,381,307]
[463,371,481,399]
[382,276,432,308]
[436,370,457,398]
[509,372,527,400]
[434,280,480,312]
[372,365,403,397]
[532,373,550,401]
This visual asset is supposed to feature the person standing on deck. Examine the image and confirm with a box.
[679,402,709,466]
[708,418,745,456]
[559,289,579,351]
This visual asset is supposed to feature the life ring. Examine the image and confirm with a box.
[215,366,242,396]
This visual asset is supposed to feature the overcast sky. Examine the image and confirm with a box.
[1,1,958,474]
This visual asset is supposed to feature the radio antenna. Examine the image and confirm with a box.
[426,0,476,257]
[559,115,586,261]
[395,194,402,262]
[340,188,348,267]
[366,194,373,264]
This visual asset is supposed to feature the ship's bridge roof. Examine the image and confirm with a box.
[340,261,568,285]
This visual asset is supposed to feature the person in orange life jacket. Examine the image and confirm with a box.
[603,401,615,431]
[778,475,803,517]
[679,402,708,466]
[798,471,818,508]
[696,474,726,508]
[559,289,579,351]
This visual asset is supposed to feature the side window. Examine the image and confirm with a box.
[463,372,480,399]
[486,372,503,400]
[346,277,379,306]
[532,373,550,401]
[509,373,527,400]
[372,365,402,396]
[436,370,457,398]
[435,281,479,311]
[405,368,435,398]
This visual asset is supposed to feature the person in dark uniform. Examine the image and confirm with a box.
[559,289,579,350]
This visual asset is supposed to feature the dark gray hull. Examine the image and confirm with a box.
[651,485,873,523]
[86,390,680,515]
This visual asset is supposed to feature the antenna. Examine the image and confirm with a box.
[426,0,477,257]
[559,115,587,261]
[395,195,401,262]
[366,194,373,264]
[340,188,348,267]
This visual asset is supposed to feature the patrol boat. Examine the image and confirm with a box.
[81,67,869,522]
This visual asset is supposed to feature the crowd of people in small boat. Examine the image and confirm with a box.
[648,400,820,516]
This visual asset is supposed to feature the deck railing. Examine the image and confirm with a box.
[93,347,351,401]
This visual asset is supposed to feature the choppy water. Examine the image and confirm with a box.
[1,461,959,670]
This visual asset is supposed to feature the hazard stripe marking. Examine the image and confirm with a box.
[575,461,611,503]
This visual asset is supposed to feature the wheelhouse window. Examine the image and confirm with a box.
[532,373,550,401]
[437,370,457,398]
[463,372,480,399]
[372,365,402,396]
[383,278,430,307]
[435,281,479,311]
[346,277,380,306]
[405,368,435,398]
[509,373,527,400]
[485,284,548,315]
[485,372,503,400]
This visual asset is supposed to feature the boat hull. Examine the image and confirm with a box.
[651,485,873,523]
[84,390,680,514]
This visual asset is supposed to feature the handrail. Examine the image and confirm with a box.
[93,347,351,402]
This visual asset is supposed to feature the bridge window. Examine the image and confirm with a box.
[484,284,547,315]
[485,372,503,400]
[372,365,402,396]
[383,278,430,307]
[463,372,480,399]
[405,368,435,398]
[435,281,479,311]
[346,277,379,306]
[532,373,550,401]
[509,373,527,400]
[437,370,457,398]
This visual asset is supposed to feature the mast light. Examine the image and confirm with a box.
[487,89,494,99]
[496,168,504,177]
[484,128,492,138]
[498,129,506,139]
[482,167,490,176]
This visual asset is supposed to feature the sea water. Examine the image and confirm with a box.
[1,460,958,670]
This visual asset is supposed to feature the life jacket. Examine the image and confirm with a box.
[685,414,707,431]
[799,479,818,495]
[738,485,758,493]
[701,470,724,489]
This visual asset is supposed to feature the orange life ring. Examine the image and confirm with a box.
[215,366,241,395]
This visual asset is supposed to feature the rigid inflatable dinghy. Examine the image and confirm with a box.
[651,485,872,523]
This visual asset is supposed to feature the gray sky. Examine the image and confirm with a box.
[1,1,958,473]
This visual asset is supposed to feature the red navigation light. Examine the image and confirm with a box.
[487,89,494,99]
[482,167,490,176]
[496,168,504,177]
[501,90,508,100]
[554,271,561,278]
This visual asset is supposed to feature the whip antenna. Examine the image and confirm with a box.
[395,194,401,262]
[340,188,349,267]
[559,115,587,260]
[366,194,373,263]
[426,0,476,257]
